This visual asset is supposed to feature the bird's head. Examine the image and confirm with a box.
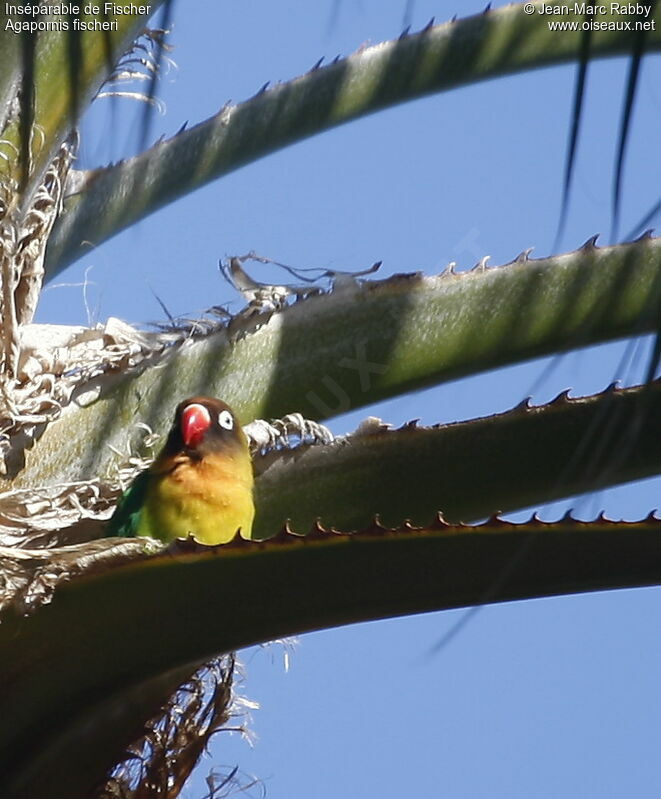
[165,396,247,458]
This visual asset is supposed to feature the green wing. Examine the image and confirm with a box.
[106,469,151,538]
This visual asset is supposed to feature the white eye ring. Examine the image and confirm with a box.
[218,409,234,430]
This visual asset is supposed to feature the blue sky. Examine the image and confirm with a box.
[38,1,661,796]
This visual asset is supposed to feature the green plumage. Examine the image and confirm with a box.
[107,469,150,538]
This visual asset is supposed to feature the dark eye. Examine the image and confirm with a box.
[218,409,234,430]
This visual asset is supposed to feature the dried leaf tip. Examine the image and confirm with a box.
[353,416,391,436]
[246,415,333,455]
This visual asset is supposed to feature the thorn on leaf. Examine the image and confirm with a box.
[580,234,600,250]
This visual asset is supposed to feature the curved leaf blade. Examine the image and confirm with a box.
[46,2,661,273]
[2,515,661,797]
[9,237,661,489]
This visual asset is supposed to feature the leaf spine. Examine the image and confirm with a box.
[514,247,533,263]
[551,388,572,404]
[580,234,600,250]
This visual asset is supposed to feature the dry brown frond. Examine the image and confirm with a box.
[95,654,260,799]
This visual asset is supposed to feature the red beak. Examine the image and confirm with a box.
[181,403,211,448]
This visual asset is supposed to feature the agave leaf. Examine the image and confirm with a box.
[6,378,661,554]
[252,381,661,535]
[45,1,661,273]
[0,4,163,200]
[6,236,661,488]
[0,21,20,132]
[2,514,661,798]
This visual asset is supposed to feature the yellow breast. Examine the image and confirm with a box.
[138,450,255,545]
